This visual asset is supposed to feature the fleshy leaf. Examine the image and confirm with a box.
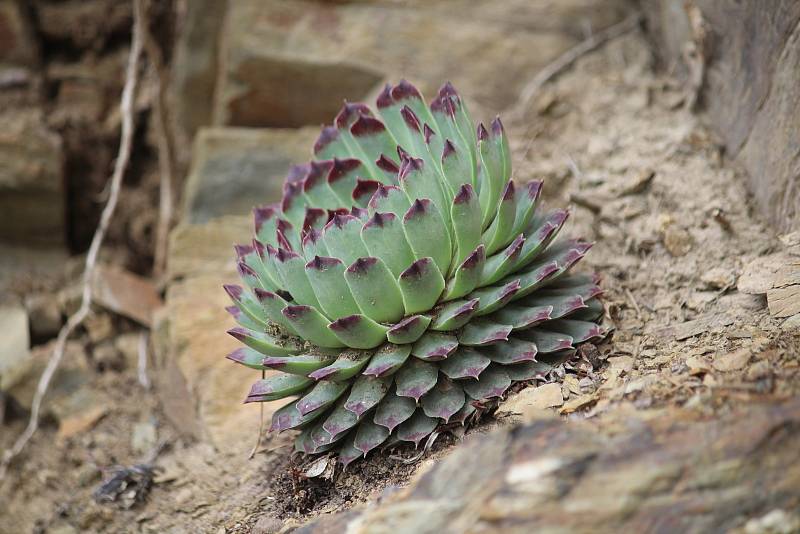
[373,387,417,432]
[443,244,485,300]
[482,338,538,364]
[363,344,412,378]
[309,350,372,381]
[395,358,438,401]
[439,347,491,380]
[344,257,405,323]
[458,319,513,346]
[344,374,393,417]
[322,214,370,267]
[421,378,465,422]
[386,314,431,344]
[261,352,337,375]
[304,256,361,319]
[361,212,415,277]
[411,332,459,362]
[227,327,302,357]
[246,374,312,403]
[398,257,445,315]
[504,360,554,381]
[516,328,574,353]
[462,365,511,399]
[329,314,389,349]
[297,380,349,415]
[323,400,361,441]
[282,305,345,348]
[354,419,391,455]
[471,279,521,316]
[270,399,327,432]
[482,180,517,255]
[430,298,479,331]
[542,319,605,343]
[396,411,438,447]
[225,347,268,370]
[403,199,452,276]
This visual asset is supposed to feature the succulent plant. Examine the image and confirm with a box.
[224,81,605,466]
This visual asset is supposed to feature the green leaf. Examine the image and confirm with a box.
[511,180,543,237]
[488,302,552,331]
[386,314,431,344]
[458,319,513,346]
[270,399,327,432]
[271,248,322,309]
[449,184,482,273]
[363,344,412,378]
[322,214,370,267]
[541,319,606,343]
[516,209,569,270]
[443,244,485,300]
[471,279,521,316]
[225,304,264,332]
[411,332,459,362]
[349,116,399,181]
[373,388,416,432]
[504,361,553,381]
[252,288,299,335]
[253,205,280,248]
[430,298,479,331]
[515,328,574,353]
[327,158,365,205]
[301,160,340,209]
[337,434,363,468]
[462,365,511,400]
[227,327,302,357]
[440,140,473,195]
[396,410,438,446]
[261,353,336,375]
[223,284,266,328]
[328,314,389,349]
[354,419,391,456]
[367,184,412,219]
[439,347,491,380]
[322,400,361,441]
[395,358,438,401]
[297,380,349,415]
[481,180,517,255]
[344,375,393,417]
[398,156,449,225]
[480,233,525,285]
[245,374,312,403]
[482,338,537,364]
[361,212,415,277]
[304,256,360,319]
[421,378,465,422]
[281,305,345,348]
[309,350,372,381]
[403,199,452,276]
[225,347,268,370]
[344,257,405,323]
[398,257,445,315]
[569,297,604,322]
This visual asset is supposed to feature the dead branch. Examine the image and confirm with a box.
[508,13,643,120]
[142,0,176,281]
[0,0,146,480]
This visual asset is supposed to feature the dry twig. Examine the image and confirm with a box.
[0,0,146,480]
[508,13,642,120]
[141,0,176,281]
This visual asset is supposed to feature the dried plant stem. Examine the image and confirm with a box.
[138,330,152,390]
[508,12,642,119]
[0,0,146,480]
[142,1,176,281]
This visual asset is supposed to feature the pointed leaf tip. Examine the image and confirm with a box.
[401,105,421,132]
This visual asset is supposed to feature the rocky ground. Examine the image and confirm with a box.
[2,4,799,534]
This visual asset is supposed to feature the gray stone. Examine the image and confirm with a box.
[644,0,800,230]
[182,127,317,224]
[0,109,65,245]
[0,304,30,391]
[213,0,630,126]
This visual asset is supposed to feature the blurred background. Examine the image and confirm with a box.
[1,1,799,532]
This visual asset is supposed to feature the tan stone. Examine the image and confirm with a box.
[712,348,751,372]
[497,383,563,420]
[0,304,29,391]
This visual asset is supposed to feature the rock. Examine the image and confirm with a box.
[739,253,791,294]
[0,109,65,245]
[57,403,107,440]
[766,262,800,319]
[743,509,800,534]
[497,383,563,420]
[91,265,163,327]
[7,339,89,413]
[168,216,251,280]
[24,293,62,342]
[0,0,39,65]
[36,0,132,49]
[114,332,141,370]
[92,341,125,372]
[182,127,317,224]
[701,267,735,290]
[213,0,629,127]
[84,311,114,344]
[298,400,800,533]
[662,225,693,257]
[0,304,30,391]
[169,0,228,155]
[252,516,284,534]
[131,419,158,455]
[712,348,751,372]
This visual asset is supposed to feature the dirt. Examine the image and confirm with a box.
[3,29,799,533]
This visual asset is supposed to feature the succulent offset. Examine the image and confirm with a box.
[224,81,605,466]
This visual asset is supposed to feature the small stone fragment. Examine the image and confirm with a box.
[712,348,751,372]
[498,383,564,420]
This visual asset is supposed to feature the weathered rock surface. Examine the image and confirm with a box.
[156,216,282,447]
[0,109,65,245]
[182,127,317,224]
[0,304,29,391]
[0,0,39,66]
[211,0,630,127]
[644,0,800,230]
[299,400,800,533]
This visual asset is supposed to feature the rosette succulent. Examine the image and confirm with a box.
[224,81,605,466]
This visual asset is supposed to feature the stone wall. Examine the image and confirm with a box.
[643,0,800,231]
